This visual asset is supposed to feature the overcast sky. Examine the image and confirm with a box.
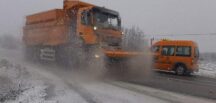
[0,0,215,52]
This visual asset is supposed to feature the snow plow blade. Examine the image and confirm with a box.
[104,50,144,59]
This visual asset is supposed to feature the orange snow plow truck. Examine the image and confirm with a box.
[23,0,141,67]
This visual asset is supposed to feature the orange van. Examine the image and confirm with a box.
[152,40,199,75]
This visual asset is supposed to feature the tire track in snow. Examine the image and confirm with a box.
[106,80,179,103]
[107,80,215,103]
[35,66,100,103]
[63,80,100,103]
[31,64,100,103]
[8,59,100,103]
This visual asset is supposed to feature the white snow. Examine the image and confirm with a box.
[196,61,216,78]
[79,81,168,103]
[0,59,87,103]
[0,48,215,103]
[0,58,168,103]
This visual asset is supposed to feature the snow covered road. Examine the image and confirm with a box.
[0,58,168,103]
[196,61,216,78]
[0,48,215,103]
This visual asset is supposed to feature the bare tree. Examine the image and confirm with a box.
[0,34,21,49]
[122,26,148,51]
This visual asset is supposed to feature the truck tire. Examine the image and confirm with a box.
[56,45,86,68]
[24,46,31,60]
[56,46,74,67]
[24,46,40,62]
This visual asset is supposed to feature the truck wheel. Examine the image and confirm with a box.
[24,46,39,62]
[175,65,186,76]
[24,47,31,60]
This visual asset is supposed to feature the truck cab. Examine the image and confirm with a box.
[66,1,123,51]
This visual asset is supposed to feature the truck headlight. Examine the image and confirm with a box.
[94,54,100,59]
[94,26,97,30]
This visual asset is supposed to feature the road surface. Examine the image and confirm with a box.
[0,48,215,103]
[121,71,216,100]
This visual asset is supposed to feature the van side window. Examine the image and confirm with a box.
[161,46,175,56]
[176,46,191,57]
[152,46,160,53]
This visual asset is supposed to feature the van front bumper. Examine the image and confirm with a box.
[188,67,199,73]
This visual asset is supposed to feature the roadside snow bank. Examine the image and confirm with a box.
[196,61,216,78]
[0,59,54,103]
[0,59,88,103]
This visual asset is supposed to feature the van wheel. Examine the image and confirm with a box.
[185,71,192,76]
[175,65,186,76]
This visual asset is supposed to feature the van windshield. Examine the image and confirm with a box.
[152,46,160,53]
[195,47,199,58]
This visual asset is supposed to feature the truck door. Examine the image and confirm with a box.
[158,46,175,70]
[77,7,97,45]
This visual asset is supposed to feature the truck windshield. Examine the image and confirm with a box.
[94,12,120,30]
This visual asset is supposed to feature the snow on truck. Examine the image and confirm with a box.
[23,0,141,67]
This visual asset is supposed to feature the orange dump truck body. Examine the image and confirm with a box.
[23,1,99,47]
[26,9,65,25]
[23,9,69,46]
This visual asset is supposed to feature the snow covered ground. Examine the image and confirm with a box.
[0,59,87,103]
[196,61,216,78]
[195,53,216,78]
[0,48,215,103]
[0,59,213,103]
[0,58,167,103]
